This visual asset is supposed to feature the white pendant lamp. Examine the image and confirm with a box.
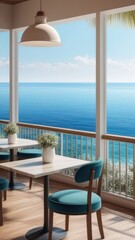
[19,0,61,47]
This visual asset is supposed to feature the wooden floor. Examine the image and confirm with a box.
[0,174,135,240]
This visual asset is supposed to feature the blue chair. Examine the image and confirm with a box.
[48,160,104,240]
[0,177,9,226]
[17,148,42,189]
[17,148,42,159]
[0,152,10,201]
[0,152,9,161]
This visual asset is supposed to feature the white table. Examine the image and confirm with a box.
[0,155,88,240]
[0,138,39,190]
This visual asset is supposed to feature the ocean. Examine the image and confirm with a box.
[0,82,135,137]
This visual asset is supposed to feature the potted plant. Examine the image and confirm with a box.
[37,133,58,163]
[4,123,18,144]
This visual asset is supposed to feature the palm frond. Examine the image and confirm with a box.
[87,11,135,28]
[86,17,95,27]
[108,11,135,28]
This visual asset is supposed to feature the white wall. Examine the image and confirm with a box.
[12,0,135,29]
[0,3,12,29]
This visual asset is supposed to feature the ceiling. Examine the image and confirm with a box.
[0,0,28,4]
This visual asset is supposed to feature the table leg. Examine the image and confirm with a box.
[25,176,67,240]
[9,149,15,188]
[8,149,26,190]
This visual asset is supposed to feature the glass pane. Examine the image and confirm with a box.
[18,17,96,131]
[107,10,135,137]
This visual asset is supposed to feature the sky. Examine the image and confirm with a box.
[0,15,135,83]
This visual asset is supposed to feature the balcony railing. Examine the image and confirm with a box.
[0,120,135,200]
[102,134,135,199]
[17,122,96,161]
[0,120,96,176]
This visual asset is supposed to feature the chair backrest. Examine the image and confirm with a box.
[75,159,103,183]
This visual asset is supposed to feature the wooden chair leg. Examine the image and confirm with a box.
[3,190,7,201]
[96,210,104,239]
[65,215,69,231]
[29,178,33,190]
[49,210,54,240]
[0,191,3,226]
[86,213,92,240]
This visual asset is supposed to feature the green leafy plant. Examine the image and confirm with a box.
[37,133,58,148]
[102,162,133,197]
[0,134,5,138]
[4,123,18,135]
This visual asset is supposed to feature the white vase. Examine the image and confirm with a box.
[8,133,17,144]
[42,147,55,163]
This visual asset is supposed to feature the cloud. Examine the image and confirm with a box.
[19,55,96,71]
[18,56,96,82]
[19,56,135,83]
[107,58,135,82]
[19,56,135,73]
[1,55,135,83]
[0,57,9,66]
[107,58,135,71]
[74,55,95,66]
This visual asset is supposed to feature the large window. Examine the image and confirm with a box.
[107,10,135,137]
[0,31,9,120]
[18,17,96,131]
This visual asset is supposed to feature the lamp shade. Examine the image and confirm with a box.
[19,11,61,47]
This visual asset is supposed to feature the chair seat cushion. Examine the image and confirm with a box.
[0,152,9,161]
[48,189,101,215]
[17,149,42,159]
[0,177,9,191]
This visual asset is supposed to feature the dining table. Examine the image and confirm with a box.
[0,155,88,240]
[0,138,39,190]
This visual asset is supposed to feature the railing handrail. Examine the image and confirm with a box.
[0,120,9,124]
[17,121,96,138]
[1,120,135,142]
[102,134,135,144]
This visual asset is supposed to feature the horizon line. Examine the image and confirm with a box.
[1,81,135,84]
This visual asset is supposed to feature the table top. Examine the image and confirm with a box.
[0,155,88,178]
[0,138,39,150]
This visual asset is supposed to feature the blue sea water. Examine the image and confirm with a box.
[1,82,135,137]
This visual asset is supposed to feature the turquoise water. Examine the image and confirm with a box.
[1,82,135,137]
